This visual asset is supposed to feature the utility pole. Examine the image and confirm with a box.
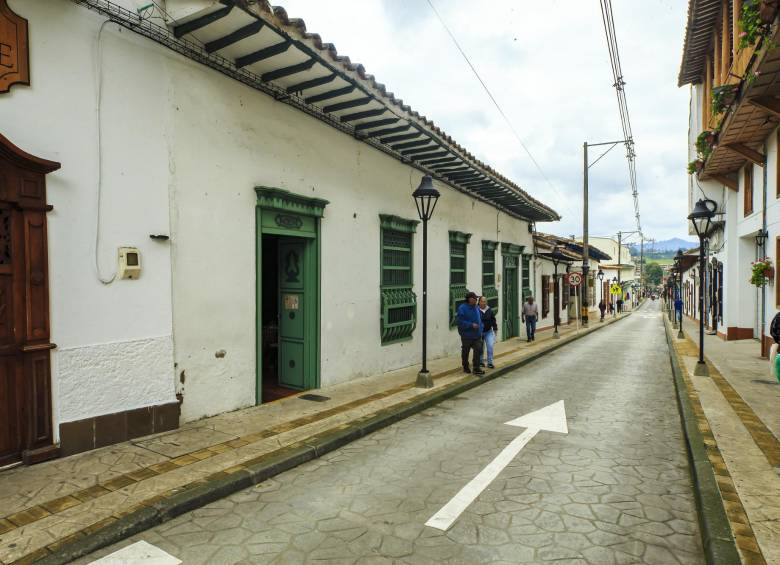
[582,142,589,327]
[617,231,622,284]
[582,139,627,325]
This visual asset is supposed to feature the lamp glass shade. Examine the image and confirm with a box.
[687,199,716,238]
[597,269,604,281]
[412,175,440,221]
[755,230,768,247]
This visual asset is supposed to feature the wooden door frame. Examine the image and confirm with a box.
[501,243,524,340]
[0,134,59,465]
[255,187,328,405]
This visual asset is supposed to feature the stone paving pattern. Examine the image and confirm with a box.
[672,318,780,564]
[0,314,625,564]
[80,303,705,564]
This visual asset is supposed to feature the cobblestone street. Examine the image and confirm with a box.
[78,301,705,564]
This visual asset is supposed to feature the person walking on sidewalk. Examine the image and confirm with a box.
[522,295,538,342]
[457,291,484,375]
[478,296,498,369]
[598,299,606,321]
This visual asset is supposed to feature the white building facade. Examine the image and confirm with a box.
[678,0,778,356]
[0,0,558,463]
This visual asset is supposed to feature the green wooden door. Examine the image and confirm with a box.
[278,239,306,389]
[503,255,518,339]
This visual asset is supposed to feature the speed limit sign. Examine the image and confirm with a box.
[567,272,583,286]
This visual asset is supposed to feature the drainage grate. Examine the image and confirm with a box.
[751,379,779,386]
[299,394,331,402]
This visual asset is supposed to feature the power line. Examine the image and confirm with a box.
[599,0,643,236]
[425,0,566,208]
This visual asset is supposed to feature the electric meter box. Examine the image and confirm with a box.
[118,247,141,279]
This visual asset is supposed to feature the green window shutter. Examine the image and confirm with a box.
[380,215,418,345]
[522,254,532,298]
[449,231,471,327]
[482,241,498,315]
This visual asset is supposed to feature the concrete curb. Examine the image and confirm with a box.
[663,319,740,565]
[37,313,632,565]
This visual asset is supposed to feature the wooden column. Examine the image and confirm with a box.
[722,0,731,83]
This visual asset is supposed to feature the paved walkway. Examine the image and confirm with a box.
[0,316,626,564]
[673,316,780,564]
[80,300,703,564]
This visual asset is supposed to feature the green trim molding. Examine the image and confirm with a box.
[501,242,525,256]
[449,230,472,244]
[379,214,419,233]
[255,186,329,217]
[482,240,498,251]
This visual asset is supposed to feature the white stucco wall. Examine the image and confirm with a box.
[164,54,536,419]
[0,1,177,435]
[3,0,556,428]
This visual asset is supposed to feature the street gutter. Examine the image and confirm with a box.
[663,318,741,565]
[36,312,633,565]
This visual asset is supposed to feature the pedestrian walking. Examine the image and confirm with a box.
[457,291,484,375]
[617,298,624,313]
[521,295,538,342]
[607,301,614,315]
[598,299,606,321]
[674,296,683,326]
[478,296,498,369]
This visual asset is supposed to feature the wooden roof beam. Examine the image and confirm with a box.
[173,4,233,38]
[236,41,292,68]
[322,96,373,113]
[205,20,263,53]
[724,143,765,166]
[748,96,780,119]
[261,58,316,82]
[305,85,355,104]
[287,73,336,94]
[710,174,738,191]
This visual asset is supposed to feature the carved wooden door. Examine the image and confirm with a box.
[0,134,59,466]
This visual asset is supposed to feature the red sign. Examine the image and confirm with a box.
[567,272,583,286]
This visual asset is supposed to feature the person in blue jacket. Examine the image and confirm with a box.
[457,291,484,375]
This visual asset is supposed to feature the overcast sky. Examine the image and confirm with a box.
[279,0,692,245]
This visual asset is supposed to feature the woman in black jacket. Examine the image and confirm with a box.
[478,296,498,368]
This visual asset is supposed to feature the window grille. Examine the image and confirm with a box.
[482,241,498,314]
[449,231,471,326]
[379,215,418,344]
[521,255,531,298]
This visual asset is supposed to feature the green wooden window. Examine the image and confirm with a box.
[449,231,471,327]
[380,215,418,344]
[522,254,532,298]
[482,241,498,314]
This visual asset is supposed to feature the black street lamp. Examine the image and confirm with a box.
[412,175,440,388]
[688,198,717,376]
[550,246,566,339]
[611,277,618,317]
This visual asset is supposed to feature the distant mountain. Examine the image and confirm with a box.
[630,238,697,254]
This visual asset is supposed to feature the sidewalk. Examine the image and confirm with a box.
[669,316,780,564]
[0,314,630,565]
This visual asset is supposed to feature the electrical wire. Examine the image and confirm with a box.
[599,0,643,237]
[94,19,117,285]
[425,0,567,208]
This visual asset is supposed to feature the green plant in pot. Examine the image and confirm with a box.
[696,130,717,160]
[751,257,774,286]
[712,84,739,115]
[739,0,774,48]
[687,160,704,175]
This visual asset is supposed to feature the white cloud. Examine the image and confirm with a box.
[279,0,692,241]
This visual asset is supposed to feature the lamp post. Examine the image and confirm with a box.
[756,229,768,356]
[670,265,678,329]
[551,246,564,339]
[688,198,717,377]
[412,174,440,388]
[597,269,605,321]
[611,277,618,318]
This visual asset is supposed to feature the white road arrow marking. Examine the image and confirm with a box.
[425,400,568,531]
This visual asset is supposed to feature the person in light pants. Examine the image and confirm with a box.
[522,296,538,342]
[478,296,498,369]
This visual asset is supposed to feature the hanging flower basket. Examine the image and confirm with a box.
[712,84,739,115]
[687,159,705,175]
[751,257,774,286]
[696,130,717,160]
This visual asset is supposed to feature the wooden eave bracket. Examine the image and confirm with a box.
[748,96,780,119]
[710,174,738,191]
[724,143,765,166]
